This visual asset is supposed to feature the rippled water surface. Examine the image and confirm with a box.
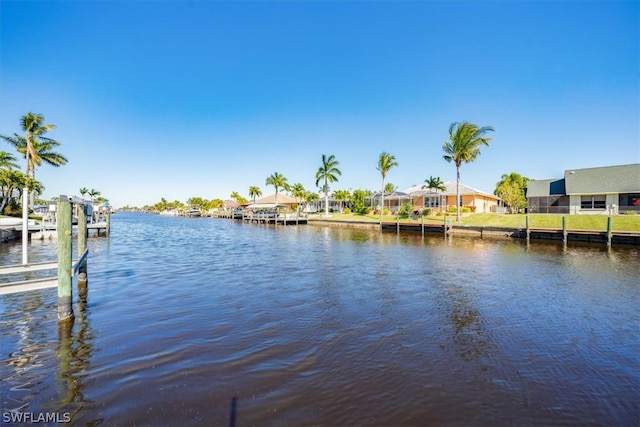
[1,213,639,426]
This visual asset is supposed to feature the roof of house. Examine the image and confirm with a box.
[403,181,498,199]
[526,179,566,197]
[564,164,640,195]
[253,193,298,204]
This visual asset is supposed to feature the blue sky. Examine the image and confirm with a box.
[1,0,638,208]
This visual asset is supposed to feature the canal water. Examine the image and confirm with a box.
[1,213,638,426]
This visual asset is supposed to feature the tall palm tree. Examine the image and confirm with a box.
[1,113,68,207]
[248,186,262,203]
[377,152,398,219]
[79,187,89,199]
[443,121,494,221]
[265,172,288,204]
[315,154,341,217]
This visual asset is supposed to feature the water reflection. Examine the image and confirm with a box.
[54,281,98,425]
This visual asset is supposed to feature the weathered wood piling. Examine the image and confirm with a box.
[57,199,74,322]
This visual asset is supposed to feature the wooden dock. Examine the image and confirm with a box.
[0,221,110,240]
[380,221,640,245]
[242,212,308,225]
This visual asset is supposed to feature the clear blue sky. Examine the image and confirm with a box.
[1,0,638,208]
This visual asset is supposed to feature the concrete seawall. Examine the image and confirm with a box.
[308,219,640,246]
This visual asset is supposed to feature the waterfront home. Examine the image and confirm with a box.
[402,181,500,214]
[527,164,640,215]
[368,191,413,213]
[223,200,239,210]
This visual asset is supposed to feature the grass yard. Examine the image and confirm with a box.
[310,212,640,232]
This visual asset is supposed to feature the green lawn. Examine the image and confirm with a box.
[309,212,640,232]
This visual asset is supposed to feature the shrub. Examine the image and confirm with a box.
[622,210,638,215]
[399,201,413,218]
[382,208,390,216]
[343,207,351,214]
[422,208,433,216]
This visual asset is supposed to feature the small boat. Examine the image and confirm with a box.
[186,207,202,218]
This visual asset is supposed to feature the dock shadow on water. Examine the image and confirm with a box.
[1,212,639,426]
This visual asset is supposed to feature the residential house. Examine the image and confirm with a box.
[527,164,640,215]
[402,181,500,213]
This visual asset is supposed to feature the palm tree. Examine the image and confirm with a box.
[88,188,101,202]
[248,186,262,203]
[1,113,68,207]
[333,189,350,212]
[377,152,398,219]
[230,191,245,204]
[0,169,26,213]
[265,172,288,204]
[305,191,320,212]
[384,182,397,194]
[423,176,446,192]
[443,121,494,221]
[0,151,18,170]
[290,182,306,214]
[79,187,89,199]
[315,154,341,217]
[422,176,447,212]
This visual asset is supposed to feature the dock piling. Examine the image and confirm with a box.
[77,204,88,286]
[607,216,612,248]
[57,198,74,322]
[562,216,567,245]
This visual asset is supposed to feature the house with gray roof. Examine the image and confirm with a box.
[527,164,640,214]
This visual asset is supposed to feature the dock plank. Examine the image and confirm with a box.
[0,277,58,295]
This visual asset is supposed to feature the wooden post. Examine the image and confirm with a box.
[106,211,111,235]
[77,204,88,286]
[562,216,567,245]
[396,214,399,234]
[421,213,424,238]
[526,214,530,241]
[21,186,29,265]
[607,216,612,248]
[443,213,447,237]
[57,198,73,322]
